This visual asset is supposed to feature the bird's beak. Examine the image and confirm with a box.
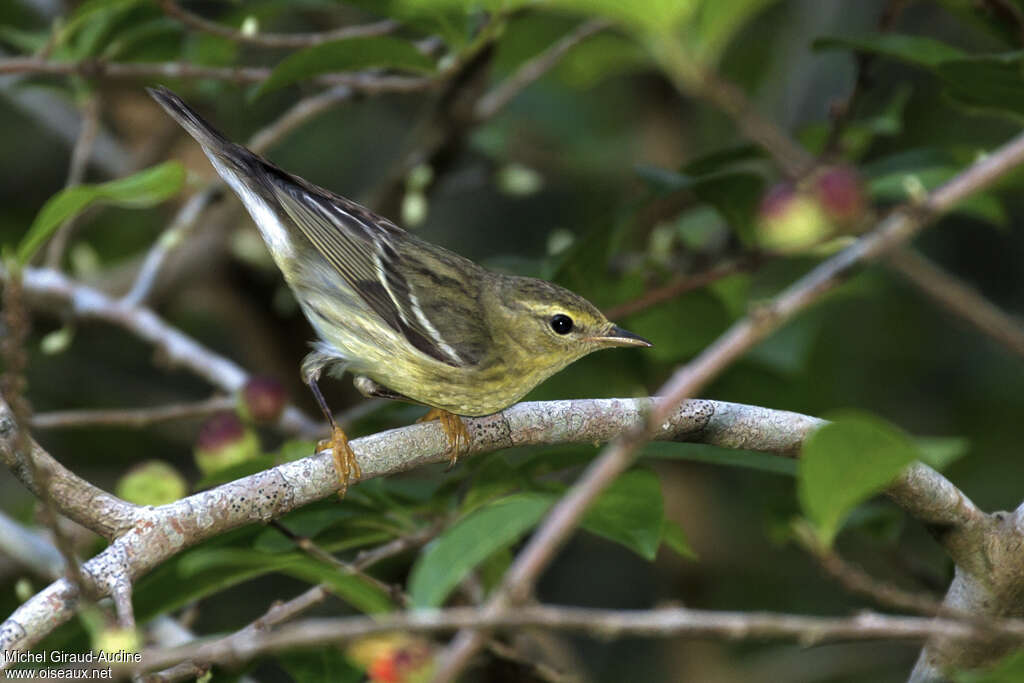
[593,325,653,348]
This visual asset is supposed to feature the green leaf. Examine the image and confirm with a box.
[954,648,1024,683]
[798,412,919,545]
[255,36,436,98]
[815,35,1024,121]
[580,469,664,560]
[813,33,967,68]
[278,649,363,683]
[748,313,824,375]
[59,0,147,58]
[937,53,1024,120]
[641,442,798,476]
[635,165,764,242]
[408,493,553,607]
[660,519,697,559]
[180,548,394,614]
[461,456,521,514]
[507,0,699,37]
[915,437,969,470]
[682,144,764,176]
[16,161,185,265]
[102,17,181,60]
[693,0,780,61]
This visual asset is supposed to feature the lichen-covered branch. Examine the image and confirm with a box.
[0,395,874,656]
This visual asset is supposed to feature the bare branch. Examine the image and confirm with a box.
[474,19,612,122]
[661,52,815,178]
[0,58,434,92]
[30,396,234,430]
[120,187,221,308]
[603,260,751,320]
[45,94,101,268]
[0,395,832,655]
[159,0,399,48]
[887,248,1024,360]
[0,400,139,539]
[148,525,439,682]
[129,605,1024,676]
[15,267,321,438]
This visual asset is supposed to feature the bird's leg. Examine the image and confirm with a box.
[417,408,470,468]
[307,378,361,496]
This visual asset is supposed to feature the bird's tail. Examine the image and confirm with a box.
[147,86,239,161]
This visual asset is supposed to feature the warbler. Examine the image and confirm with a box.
[148,86,651,493]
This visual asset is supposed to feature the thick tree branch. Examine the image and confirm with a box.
[0,400,139,540]
[0,391,980,662]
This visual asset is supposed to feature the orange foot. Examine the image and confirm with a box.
[418,408,470,468]
[317,425,361,496]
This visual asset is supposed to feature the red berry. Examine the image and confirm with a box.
[194,412,260,474]
[240,375,287,423]
[814,165,864,222]
[757,183,798,220]
[196,412,245,451]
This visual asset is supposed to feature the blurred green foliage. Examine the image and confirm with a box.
[3,0,1024,681]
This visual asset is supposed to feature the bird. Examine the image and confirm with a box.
[148,86,651,494]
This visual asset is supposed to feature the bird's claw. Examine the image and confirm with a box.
[318,425,361,497]
[418,408,470,469]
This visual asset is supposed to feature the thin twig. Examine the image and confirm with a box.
[129,605,1024,675]
[45,94,101,269]
[887,248,1024,360]
[247,85,357,155]
[431,127,1024,682]
[0,58,434,92]
[792,523,947,617]
[15,266,322,438]
[658,45,814,179]
[474,19,612,122]
[121,187,221,308]
[0,271,92,604]
[603,260,749,320]
[30,396,235,430]
[268,520,406,604]
[821,0,908,158]
[159,0,399,48]
[148,525,440,682]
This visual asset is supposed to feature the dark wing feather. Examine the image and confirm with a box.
[264,167,471,368]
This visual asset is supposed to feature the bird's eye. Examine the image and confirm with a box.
[550,314,574,335]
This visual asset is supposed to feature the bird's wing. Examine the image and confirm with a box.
[265,168,478,368]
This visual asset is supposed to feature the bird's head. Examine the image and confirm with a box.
[483,275,651,374]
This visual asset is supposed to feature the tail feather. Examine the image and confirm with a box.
[147,86,236,158]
